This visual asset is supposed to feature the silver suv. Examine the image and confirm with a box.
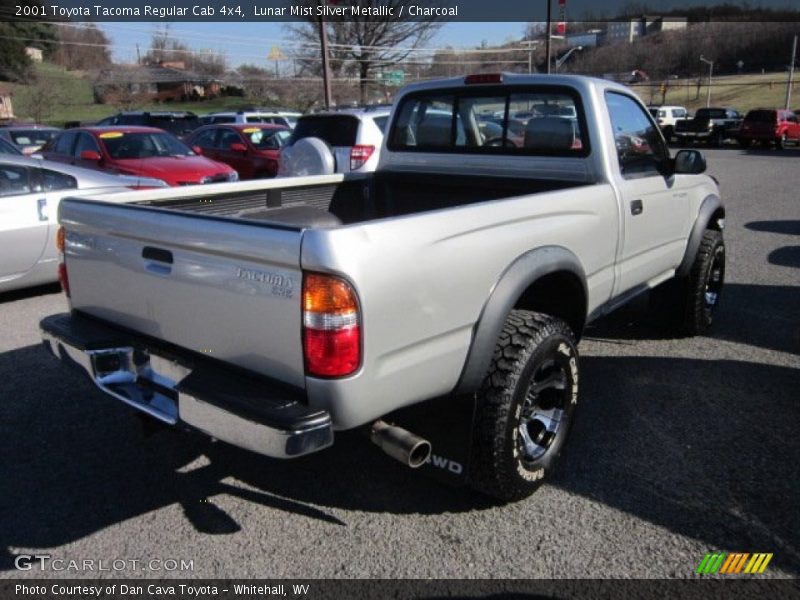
[199,111,296,128]
[279,107,390,176]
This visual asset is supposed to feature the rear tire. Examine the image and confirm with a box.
[681,230,725,336]
[469,310,579,502]
[663,126,674,143]
[738,137,752,148]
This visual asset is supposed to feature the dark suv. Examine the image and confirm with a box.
[95,111,200,140]
[738,109,800,149]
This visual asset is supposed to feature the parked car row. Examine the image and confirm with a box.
[648,103,800,149]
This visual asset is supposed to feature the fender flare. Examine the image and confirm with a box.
[453,245,587,396]
[676,194,725,278]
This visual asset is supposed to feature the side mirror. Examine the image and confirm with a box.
[673,149,706,175]
[192,145,203,155]
[80,150,102,161]
[230,142,247,153]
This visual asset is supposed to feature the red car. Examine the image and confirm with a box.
[738,109,800,149]
[185,124,291,179]
[40,127,238,186]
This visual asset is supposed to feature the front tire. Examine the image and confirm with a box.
[776,133,787,150]
[469,310,579,502]
[682,229,725,335]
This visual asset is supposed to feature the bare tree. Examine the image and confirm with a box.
[236,64,276,105]
[17,76,65,123]
[290,1,443,103]
[52,24,111,71]
[144,25,227,77]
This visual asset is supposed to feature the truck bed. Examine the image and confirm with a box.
[129,172,588,227]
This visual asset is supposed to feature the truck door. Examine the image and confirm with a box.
[604,91,690,294]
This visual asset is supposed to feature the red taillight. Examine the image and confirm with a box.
[350,145,375,171]
[56,226,70,297]
[465,73,503,85]
[302,272,360,377]
[58,262,70,297]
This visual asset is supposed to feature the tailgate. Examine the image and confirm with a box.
[59,198,306,388]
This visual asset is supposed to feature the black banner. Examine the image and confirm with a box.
[2,580,800,600]
[5,0,800,23]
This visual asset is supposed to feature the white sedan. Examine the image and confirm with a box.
[0,155,166,293]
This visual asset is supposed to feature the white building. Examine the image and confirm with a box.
[606,16,687,44]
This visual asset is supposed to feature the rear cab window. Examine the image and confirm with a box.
[291,116,360,147]
[388,85,588,156]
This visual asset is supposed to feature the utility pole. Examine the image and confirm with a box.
[545,0,552,74]
[700,55,714,108]
[319,19,333,109]
[136,43,141,65]
[785,35,797,110]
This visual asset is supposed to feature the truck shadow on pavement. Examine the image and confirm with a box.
[1,335,798,574]
[584,282,799,355]
[555,353,800,577]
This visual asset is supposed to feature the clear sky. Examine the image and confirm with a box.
[100,21,526,67]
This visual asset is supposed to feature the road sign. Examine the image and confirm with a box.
[378,70,405,86]
[268,46,285,61]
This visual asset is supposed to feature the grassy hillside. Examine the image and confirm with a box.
[6,62,252,125]
[631,72,799,111]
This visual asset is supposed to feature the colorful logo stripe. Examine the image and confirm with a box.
[697,553,773,574]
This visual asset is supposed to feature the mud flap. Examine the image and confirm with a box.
[385,393,477,487]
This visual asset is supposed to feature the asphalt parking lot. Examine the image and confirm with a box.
[0,147,798,580]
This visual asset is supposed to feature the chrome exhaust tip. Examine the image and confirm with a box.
[370,420,432,469]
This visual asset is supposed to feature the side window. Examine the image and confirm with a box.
[213,116,236,124]
[0,165,32,197]
[192,129,218,148]
[41,169,78,191]
[216,129,242,149]
[54,132,77,156]
[74,133,101,158]
[605,92,668,178]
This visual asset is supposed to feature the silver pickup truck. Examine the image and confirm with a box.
[41,74,725,502]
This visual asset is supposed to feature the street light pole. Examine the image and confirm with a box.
[785,34,797,110]
[700,55,714,108]
[555,46,582,72]
[520,40,538,74]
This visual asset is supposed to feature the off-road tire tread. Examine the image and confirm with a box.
[682,229,724,335]
[469,310,575,502]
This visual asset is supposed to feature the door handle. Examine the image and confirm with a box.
[630,199,643,216]
[142,246,173,264]
[142,246,173,275]
[37,198,48,221]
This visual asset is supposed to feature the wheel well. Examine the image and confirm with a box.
[708,207,725,231]
[513,271,586,339]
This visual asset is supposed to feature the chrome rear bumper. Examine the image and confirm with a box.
[41,313,333,459]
